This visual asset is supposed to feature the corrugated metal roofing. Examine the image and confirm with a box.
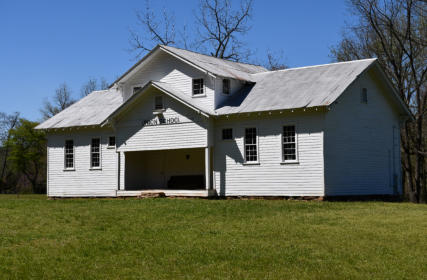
[35,89,123,129]
[215,58,377,115]
[160,45,268,81]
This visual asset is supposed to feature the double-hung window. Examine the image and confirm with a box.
[154,96,164,110]
[64,140,74,169]
[282,125,297,162]
[361,88,368,104]
[90,138,101,169]
[192,78,204,95]
[244,128,258,163]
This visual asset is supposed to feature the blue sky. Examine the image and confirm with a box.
[0,0,352,121]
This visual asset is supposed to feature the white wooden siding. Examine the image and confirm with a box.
[213,112,325,196]
[123,51,215,110]
[115,87,208,152]
[324,70,403,196]
[47,129,117,197]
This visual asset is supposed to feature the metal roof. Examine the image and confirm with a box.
[160,45,268,81]
[215,58,378,115]
[35,89,123,129]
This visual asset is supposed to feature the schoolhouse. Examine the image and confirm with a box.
[36,45,411,198]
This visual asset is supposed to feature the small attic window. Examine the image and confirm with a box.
[192,78,204,95]
[223,79,230,95]
[361,88,368,104]
[154,96,164,110]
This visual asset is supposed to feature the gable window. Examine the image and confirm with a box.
[192,78,204,95]
[223,79,230,95]
[90,138,101,169]
[361,88,368,104]
[64,140,74,169]
[244,127,258,163]
[133,86,142,94]
[282,125,298,162]
[222,128,233,140]
[108,136,116,148]
[154,96,164,110]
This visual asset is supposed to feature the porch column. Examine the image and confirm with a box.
[205,147,211,190]
[119,152,125,191]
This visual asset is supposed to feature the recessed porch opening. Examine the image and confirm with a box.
[124,148,206,190]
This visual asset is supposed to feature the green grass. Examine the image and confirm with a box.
[0,195,426,279]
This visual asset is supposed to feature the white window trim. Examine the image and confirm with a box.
[243,126,260,165]
[107,136,116,149]
[221,127,234,141]
[280,124,299,164]
[90,137,102,170]
[63,139,75,171]
[192,78,206,97]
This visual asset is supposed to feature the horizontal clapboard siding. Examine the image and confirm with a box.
[123,51,215,110]
[324,70,402,196]
[47,129,117,197]
[213,112,325,196]
[116,87,208,152]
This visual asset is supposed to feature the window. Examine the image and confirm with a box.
[154,96,164,110]
[223,79,230,95]
[222,128,233,140]
[91,138,101,168]
[133,86,142,94]
[64,140,74,169]
[108,136,116,148]
[282,125,297,162]
[192,78,204,95]
[244,128,258,162]
[361,88,368,104]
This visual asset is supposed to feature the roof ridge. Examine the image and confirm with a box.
[253,58,377,75]
[160,45,267,70]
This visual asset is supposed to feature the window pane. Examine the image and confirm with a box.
[64,140,74,168]
[91,138,100,167]
[155,96,163,110]
[108,136,115,147]
[193,79,204,95]
[222,128,233,140]
[283,126,297,161]
[245,128,257,162]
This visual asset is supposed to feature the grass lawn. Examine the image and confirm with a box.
[0,195,426,279]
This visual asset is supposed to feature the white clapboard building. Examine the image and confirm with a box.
[36,45,411,198]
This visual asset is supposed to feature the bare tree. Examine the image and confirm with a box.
[129,0,254,62]
[81,78,98,97]
[129,0,176,59]
[0,112,20,189]
[331,0,427,202]
[195,0,253,61]
[81,77,110,97]
[264,50,287,71]
[40,83,75,120]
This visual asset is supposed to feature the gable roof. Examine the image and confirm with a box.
[110,45,268,87]
[216,58,379,115]
[101,81,214,126]
[35,89,123,130]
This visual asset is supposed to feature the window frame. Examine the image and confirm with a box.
[192,78,205,97]
[64,139,75,171]
[243,127,259,164]
[132,85,143,95]
[154,95,164,111]
[361,88,368,104]
[281,124,299,164]
[107,136,116,149]
[222,79,230,95]
[221,128,233,141]
[90,137,102,170]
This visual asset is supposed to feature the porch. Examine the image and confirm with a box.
[118,147,214,197]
